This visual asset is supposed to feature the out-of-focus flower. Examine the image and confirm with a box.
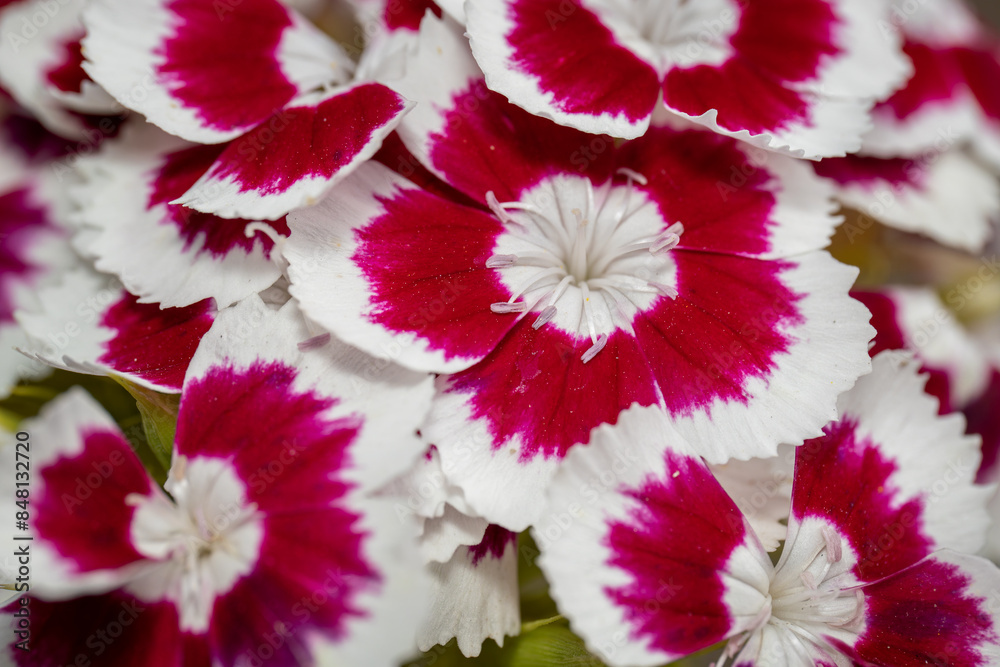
[1,297,433,666]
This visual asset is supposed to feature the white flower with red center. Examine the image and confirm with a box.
[0,143,78,397]
[811,151,999,253]
[865,0,1000,164]
[808,0,1000,253]
[79,0,414,220]
[0,0,122,140]
[1,297,433,666]
[285,17,873,531]
[459,0,910,157]
[536,351,998,667]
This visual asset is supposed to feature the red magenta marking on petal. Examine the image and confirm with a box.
[428,81,616,204]
[469,524,517,565]
[663,0,838,134]
[966,369,1000,483]
[206,84,407,195]
[792,419,934,583]
[605,451,746,655]
[2,594,189,667]
[0,188,54,323]
[851,290,951,414]
[149,144,289,258]
[374,132,480,208]
[448,322,659,461]
[354,187,515,362]
[157,0,297,133]
[175,361,378,659]
[505,0,659,126]
[848,558,999,666]
[634,253,802,416]
[384,0,441,32]
[813,155,926,191]
[45,32,88,95]
[35,429,151,573]
[879,40,966,121]
[618,127,776,257]
[98,293,215,391]
[955,46,1000,124]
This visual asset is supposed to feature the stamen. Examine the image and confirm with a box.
[486,191,525,230]
[486,254,518,269]
[616,167,649,186]
[297,333,330,351]
[651,231,681,253]
[491,301,528,314]
[244,221,285,247]
[648,281,678,299]
[582,334,608,364]
[821,526,843,564]
[533,305,557,329]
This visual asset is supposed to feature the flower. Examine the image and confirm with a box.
[461,0,910,157]
[536,351,998,666]
[2,297,433,666]
[80,0,413,219]
[284,17,873,530]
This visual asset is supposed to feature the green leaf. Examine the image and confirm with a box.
[509,624,604,667]
[112,377,178,475]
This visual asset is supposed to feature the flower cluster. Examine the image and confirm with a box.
[2,0,1000,666]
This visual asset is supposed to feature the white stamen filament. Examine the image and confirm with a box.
[244,221,285,246]
[482,174,682,361]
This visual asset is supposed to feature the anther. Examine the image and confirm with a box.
[582,333,608,363]
[533,305,557,329]
[821,526,843,564]
[297,333,330,351]
[491,302,528,314]
[648,281,678,299]
[651,232,681,253]
[486,254,518,269]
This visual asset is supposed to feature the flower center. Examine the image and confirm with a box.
[128,456,263,632]
[717,525,865,667]
[485,171,682,362]
[587,0,739,71]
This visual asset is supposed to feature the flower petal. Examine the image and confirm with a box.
[8,389,156,598]
[426,323,660,530]
[417,525,519,656]
[814,151,998,253]
[392,15,616,202]
[660,0,911,158]
[847,551,1000,666]
[1,594,203,667]
[535,405,772,667]
[180,295,433,493]
[81,0,349,143]
[789,351,991,585]
[285,161,517,374]
[73,123,286,309]
[853,287,991,412]
[174,83,412,220]
[0,0,120,140]
[466,0,660,140]
[16,268,215,393]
